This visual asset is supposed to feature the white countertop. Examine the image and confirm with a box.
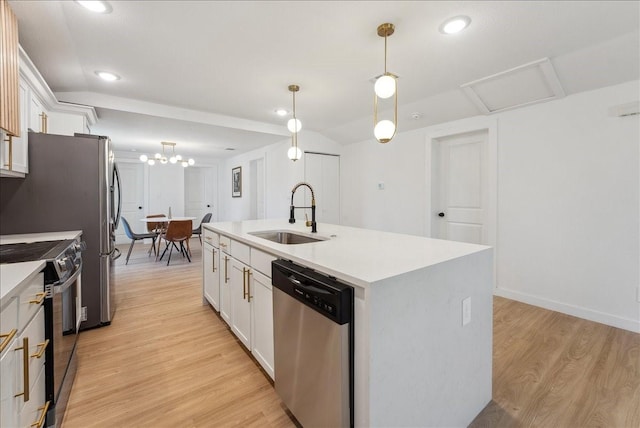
[204,219,490,287]
[0,260,46,305]
[0,230,82,245]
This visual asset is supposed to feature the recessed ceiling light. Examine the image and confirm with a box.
[440,15,471,35]
[95,71,120,81]
[75,1,112,14]
[275,108,288,116]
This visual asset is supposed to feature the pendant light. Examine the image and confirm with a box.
[287,84,302,161]
[373,23,398,144]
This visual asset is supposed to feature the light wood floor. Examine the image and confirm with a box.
[62,240,640,427]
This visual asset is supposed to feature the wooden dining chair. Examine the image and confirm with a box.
[146,214,166,256]
[158,220,193,265]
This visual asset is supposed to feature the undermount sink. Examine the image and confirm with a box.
[248,230,328,245]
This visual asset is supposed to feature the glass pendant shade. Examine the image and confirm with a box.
[287,118,302,133]
[374,120,396,142]
[139,154,148,162]
[287,146,302,161]
[148,159,155,165]
[374,74,396,99]
[188,159,195,165]
[169,156,177,164]
[140,142,194,167]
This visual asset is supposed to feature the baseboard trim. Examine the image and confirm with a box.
[494,288,640,333]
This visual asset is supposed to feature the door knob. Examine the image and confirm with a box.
[207,204,211,207]
[438,212,445,217]
[138,206,143,210]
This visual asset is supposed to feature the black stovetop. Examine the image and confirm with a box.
[0,240,74,264]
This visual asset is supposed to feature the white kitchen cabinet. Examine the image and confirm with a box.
[204,228,276,378]
[0,79,28,177]
[202,230,220,311]
[230,258,252,350]
[219,240,232,326]
[250,269,274,379]
[0,267,49,428]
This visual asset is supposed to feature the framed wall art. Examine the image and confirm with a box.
[232,166,242,197]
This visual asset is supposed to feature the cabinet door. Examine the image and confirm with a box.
[251,269,274,379]
[203,243,220,311]
[0,339,18,428]
[230,258,251,350]
[219,252,232,326]
[29,92,46,133]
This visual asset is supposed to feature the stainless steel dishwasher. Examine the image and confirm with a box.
[272,259,354,428]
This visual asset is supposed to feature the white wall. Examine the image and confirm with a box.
[341,80,639,332]
[220,130,343,221]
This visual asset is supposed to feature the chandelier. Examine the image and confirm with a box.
[139,142,195,167]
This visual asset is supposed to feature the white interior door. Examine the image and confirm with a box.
[185,166,217,224]
[304,152,340,225]
[432,130,488,244]
[115,162,144,242]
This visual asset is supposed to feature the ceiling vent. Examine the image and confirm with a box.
[461,58,565,114]
[608,101,640,117]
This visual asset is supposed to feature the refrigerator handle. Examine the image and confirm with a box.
[113,162,122,231]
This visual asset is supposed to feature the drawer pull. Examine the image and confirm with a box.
[29,292,46,305]
[31,400,51,428]
[0,328,17,352]
[15,337,30,402]
[31,339,49,359]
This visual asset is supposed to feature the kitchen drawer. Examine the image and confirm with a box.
[19,363,48,428]
[250,248,276,277]
[230,239,250,265]
[0,298,18,353]
[16,307,46,401]
[219,235,231,253]
[18,272,44,331]
[203,229,219,247]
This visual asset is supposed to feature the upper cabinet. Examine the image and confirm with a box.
[1,46,98,178]
[0,0,20,137]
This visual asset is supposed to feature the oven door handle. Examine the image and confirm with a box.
[53,260,82,294]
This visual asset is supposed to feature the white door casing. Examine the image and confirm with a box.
[425,117,497,251]
[115,162,144,242]
[432,131,488,244]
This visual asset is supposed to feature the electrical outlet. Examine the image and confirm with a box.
[81,306,87,322]
[462,297,471,326]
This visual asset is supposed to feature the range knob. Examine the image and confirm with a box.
[74,241,87,252]
[57,258,70,272]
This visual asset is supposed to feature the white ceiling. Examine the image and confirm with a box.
[9,1,640,159]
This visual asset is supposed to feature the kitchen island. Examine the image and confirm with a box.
[203,219,493,427]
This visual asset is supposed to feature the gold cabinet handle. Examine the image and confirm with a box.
[29,292,46,305]
[3,134,13,169]
[31,400,51,428]
[212,248,216,273]
[247,270,252,303]
[31,339,49,359]
[0,328,17,352]
[40,112,48,134]
[15,337,30,402]
[242,268,247,300]
[224,256,229,283]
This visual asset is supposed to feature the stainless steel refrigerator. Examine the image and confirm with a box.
[0,131,122,329]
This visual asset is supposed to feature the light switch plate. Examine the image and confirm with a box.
[462,297,471,326]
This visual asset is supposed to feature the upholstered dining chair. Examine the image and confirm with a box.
[146,214,166,256]
[192,212,213,244]
[121,217,158,265]
[158,220,193,265]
